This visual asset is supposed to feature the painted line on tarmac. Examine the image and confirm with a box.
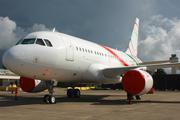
[65,108,77,111]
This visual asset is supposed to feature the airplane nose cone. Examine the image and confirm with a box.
[2,46,26,70]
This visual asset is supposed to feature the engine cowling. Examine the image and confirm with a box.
[122,69,153,95]
[19,76,48,93]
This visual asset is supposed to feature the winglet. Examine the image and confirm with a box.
[126,18,139,58]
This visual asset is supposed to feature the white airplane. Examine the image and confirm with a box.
[2,18,180,104]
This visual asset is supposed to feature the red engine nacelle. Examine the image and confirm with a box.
[19,76,48,93]
[122,69,153,95]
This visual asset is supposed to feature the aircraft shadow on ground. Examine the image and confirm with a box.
[1,94,180,107]
[0,95,44,107]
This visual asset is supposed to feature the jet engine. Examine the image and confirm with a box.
[122,69,153,95]
[19,76,48,93]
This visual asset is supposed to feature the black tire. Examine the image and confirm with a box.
[43,94,49,103]
[49,95,56,104]
[136,95,142,100]
[67,89,74,98]
[74,89,80,98]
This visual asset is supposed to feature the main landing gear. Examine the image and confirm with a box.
[43,80,58,104]
[67,89,81,98]
[127,93,142,100]
[67,83,80,98]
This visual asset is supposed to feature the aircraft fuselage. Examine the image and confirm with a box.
[3,31,138,84]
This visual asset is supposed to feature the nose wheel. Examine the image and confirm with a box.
[43,94,56,104]
[44,81,57,104]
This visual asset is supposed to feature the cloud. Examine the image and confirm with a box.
[138,14,180,62]
[0,16,51,50]
[0,17,17,50]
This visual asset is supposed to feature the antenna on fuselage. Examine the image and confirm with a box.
[52,28,56,32]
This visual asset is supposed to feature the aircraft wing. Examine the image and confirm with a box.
[103,62,180,78]
[139,59,178,65]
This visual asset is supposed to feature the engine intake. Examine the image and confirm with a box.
[19,76,48,93]
[122,69,153,95]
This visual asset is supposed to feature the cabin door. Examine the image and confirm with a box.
[61,35,74,61]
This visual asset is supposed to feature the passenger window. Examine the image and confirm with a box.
[88,50,90,53]
[91,50,93,54]
[21,38,36,44]
[36,39,45,46]
[82,48,84,52]
[79,47,81,51]
[95,51,96,54]
[44,39,53,47]
[76,47,78,51]
[85,49,87,52]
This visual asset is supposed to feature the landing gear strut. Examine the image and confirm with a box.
[127,93,134,100]
[43,80,58,104]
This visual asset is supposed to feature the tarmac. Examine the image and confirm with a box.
[1,89,180,120]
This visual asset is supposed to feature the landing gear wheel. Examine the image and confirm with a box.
[49,95,56,104]
[136,95,142,100]
[44,81,57,104]
[67,89,74,98]
[43,94,49,103]
[74,89,80,98]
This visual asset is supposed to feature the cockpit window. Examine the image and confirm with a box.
[15,39,23,45]
[21,38,36,44]
[35,39,45,46]
[44,39,53,47]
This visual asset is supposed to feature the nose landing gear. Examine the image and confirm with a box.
[43,80,58,104]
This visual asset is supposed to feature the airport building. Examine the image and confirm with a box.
[0,69,20,87]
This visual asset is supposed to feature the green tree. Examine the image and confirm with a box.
[154,69,166,75]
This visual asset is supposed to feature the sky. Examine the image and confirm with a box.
[0,0,180,73]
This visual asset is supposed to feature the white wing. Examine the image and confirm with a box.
[103,62,180,78]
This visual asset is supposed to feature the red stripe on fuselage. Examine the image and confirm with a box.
[99,45,129,66]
